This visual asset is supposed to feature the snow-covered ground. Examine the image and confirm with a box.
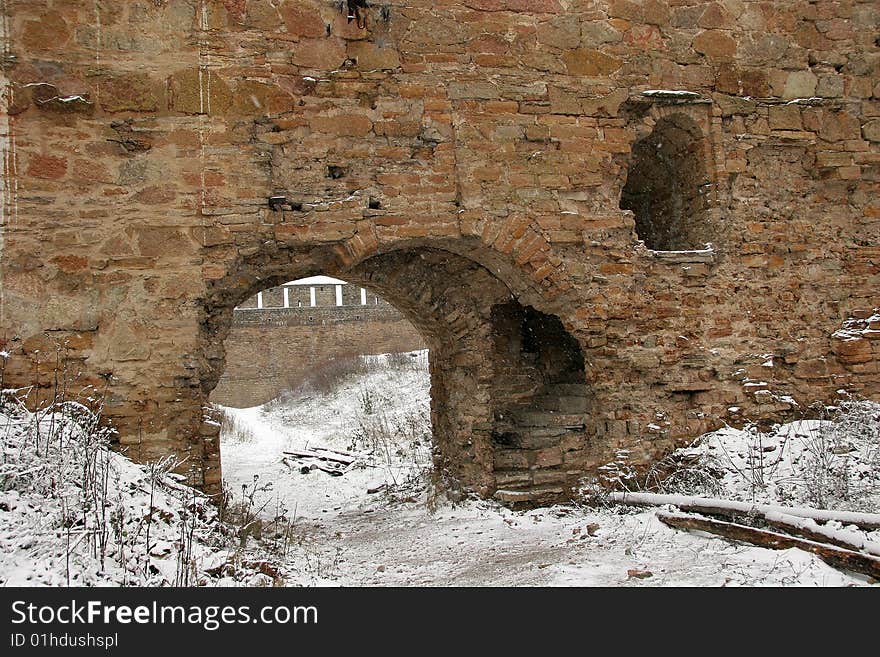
[660,408,880,513]
[1,349,876,587]
[219,351,879,587]
[0,392,278,587]
[220,351,432,523]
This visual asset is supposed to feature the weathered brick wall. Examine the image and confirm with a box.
[211,303,426,407]
[0,1,877,502]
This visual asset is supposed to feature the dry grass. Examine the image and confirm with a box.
[285,353,368,396]
[218,408,258,443]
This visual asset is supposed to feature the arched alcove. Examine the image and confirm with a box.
[489,302,591,496]
[620,114,713,251]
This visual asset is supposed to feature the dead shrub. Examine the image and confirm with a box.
[218,408,258,443]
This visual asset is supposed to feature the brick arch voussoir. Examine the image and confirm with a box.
[341,219,579,315]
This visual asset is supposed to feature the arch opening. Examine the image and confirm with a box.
[620,114,712,251]
[211,276,425,408]
[210,274,433,519]
[199,244,595,505]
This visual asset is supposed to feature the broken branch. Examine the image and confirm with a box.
[760,510,880,557]
[283,448,357,466]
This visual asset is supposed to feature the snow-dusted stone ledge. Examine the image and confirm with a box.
[635,242,716,264]
[639,89,710,104]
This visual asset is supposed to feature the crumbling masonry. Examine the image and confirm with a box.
[0,1,878,504]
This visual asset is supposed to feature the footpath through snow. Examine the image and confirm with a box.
[219,351,879,587]
[2,349,876,586]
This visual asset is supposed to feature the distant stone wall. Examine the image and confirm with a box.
[237,280,392,310]
[212,304,425,407]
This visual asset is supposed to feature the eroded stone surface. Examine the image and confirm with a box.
[0,1,877,504]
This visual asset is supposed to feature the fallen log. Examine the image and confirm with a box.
[282,457,314,475]
[310,461,344,477]
[312,446,359,460]
[283,455,345,477]
[609,491,880,531]
[283,448,356,466]
[657,511,880,580]
[761,511,880,557]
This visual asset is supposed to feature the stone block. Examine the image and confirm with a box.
[782,71,818,100]
[692,30,736,60]
[279,0,326,37]
[99,73,162,112]
[863,119,880,143]
[562,49,622,76]
[769,105,802,131]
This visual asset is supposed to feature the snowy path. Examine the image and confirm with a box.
[220,352,431,517]
[219,353,871,587]
[270,493,861,586]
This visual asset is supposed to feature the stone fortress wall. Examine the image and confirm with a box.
[0,1,878,503]
[211,279,425,407]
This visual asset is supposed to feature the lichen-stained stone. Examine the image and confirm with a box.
[562,48,622,76]
[168,69,234,115]
[0,0,877,503]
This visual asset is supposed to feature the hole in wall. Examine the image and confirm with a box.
[200,244,596,506]
[620,114,712,251]
[488,301,591,492]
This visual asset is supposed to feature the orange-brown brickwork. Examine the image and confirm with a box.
[0,1,877,504]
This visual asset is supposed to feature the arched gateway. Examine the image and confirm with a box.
[1,2,876,503]
[200,238,597,502]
